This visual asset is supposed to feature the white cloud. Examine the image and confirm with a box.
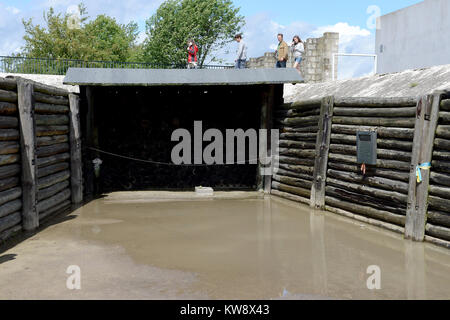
[6,6,20,15]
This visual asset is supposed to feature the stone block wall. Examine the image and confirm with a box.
[247,32,339,83]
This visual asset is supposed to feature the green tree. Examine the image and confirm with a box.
[142,0,245,66]
[20,3,139,62]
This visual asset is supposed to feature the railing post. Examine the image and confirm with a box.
[405,92,442,241]
[310,96,334,209]
[17,79,39,231]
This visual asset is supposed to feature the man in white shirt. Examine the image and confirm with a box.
[234,34,247,69]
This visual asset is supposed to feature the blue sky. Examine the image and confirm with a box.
[0,0,423,78]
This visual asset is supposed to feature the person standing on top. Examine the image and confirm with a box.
[291,35,305,73]
[187,39,198,69]
[234,33,247,69]
[275,33,289,68]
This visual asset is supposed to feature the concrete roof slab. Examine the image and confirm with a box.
[63,68,304,86]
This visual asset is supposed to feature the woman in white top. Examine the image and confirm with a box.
[291,35,305,73]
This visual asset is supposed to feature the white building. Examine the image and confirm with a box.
[376,0,450,74]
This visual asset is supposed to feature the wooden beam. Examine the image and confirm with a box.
[69,94,83,205]
[17,79,38,231]
[311,96,334,209]
[405,93,442,241]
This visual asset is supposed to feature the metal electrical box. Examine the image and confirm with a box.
[357,131,377,165]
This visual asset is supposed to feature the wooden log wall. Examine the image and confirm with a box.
[0,76,80,244]
[0,78,22,242]
[427,97,450,242]
[271,99,322,205]
[325,97,417,228]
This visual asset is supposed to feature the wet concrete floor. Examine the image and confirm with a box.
[0,191,450,300]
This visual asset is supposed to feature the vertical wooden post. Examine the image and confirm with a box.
[310,96,334,209]
[17,79,38,231]
[405,92,441,241]
[69,93,83,205]
[84,86,95,199]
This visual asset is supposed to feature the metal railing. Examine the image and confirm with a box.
[332,53,378,80]
[0,56,233,75]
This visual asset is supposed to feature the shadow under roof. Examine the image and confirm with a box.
[63,68,304,86]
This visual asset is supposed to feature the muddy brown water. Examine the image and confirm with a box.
[0,192,450,300]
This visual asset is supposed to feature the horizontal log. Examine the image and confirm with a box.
[434,138,450,151]
[0,102,17,115]
[37,153,70,168]
[35,114,69,126]
[0,89,18,103]
[327,169,409,194]
[38,170,70,190]
[0,116,18,129]
[0,129,19,141]
[429,185,450,201]
[0,141,19,155]
[440,99,450,111]
[0,224,21,242]
[326,177,407,207]
[0,199,22,219]
[278,148,316,159]
[431,160,450,174]
[36,143,70,158]
[273,168,313,182]
[333,117,415,128]
[0,164,20,179]
[328,153,410,171]
[427,211,450,228]
[0,154,20,167]
[278,126,319,134]
[36,125,69,137]
[271,189,310,205]
[277,115,320,127]
[334,97,417,107]
[327,162,410,182]
[272,181,311,198]
[430,172,450,188]
[436,125,450,139]
[329,144,411,162]
[281,100,322,110]
[277,163,314,176]
[0,176,20,192]
[275,108,320,118]
[325,185,406,215]
[0,187,21,207]
[35,102,69,115]
[325,196,405,226]
[439,111,450,124]
[39,200,71,222]
[37,135,69,147]
[38,180,70,202]
[37,188,71,213]
[426,223,450,242]
[279,132,317,141]
[0,211,21,233]
[38,162,70,179]
[334,107,416,117]
[27,79,69,97]
[433,150,450,162]
[34,92,69,106]
[272,174,313,190]
[275,155,315,166]
[278,140,316,150]
[429,196,450,213]
[331,134,412,151]
[0,78,17,91]
[332,125,414,140]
